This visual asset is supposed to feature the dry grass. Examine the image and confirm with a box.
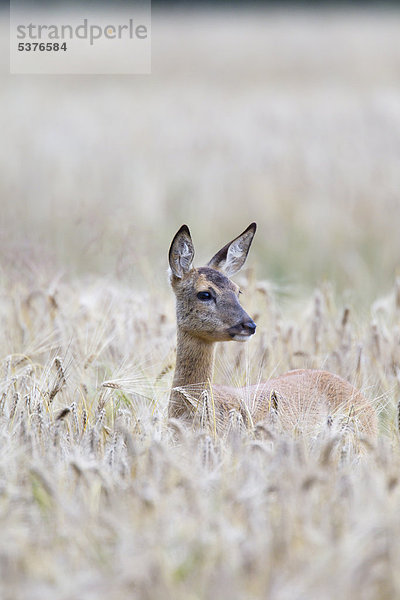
[1,269,400,599]
[2,6,400,599]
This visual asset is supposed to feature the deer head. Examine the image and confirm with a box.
[169,223,257,343]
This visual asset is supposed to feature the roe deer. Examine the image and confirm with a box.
[168,223,377,439]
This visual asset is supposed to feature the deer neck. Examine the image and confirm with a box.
[169,329,216,418]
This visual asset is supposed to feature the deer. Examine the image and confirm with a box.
[168,223,378,439]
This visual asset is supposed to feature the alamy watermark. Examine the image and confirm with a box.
[10,2,151,74]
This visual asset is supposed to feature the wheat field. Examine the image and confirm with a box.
[1,6,400,600]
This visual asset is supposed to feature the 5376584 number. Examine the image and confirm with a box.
[18,42,67,52]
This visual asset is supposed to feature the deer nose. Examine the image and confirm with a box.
[242,319,256,335]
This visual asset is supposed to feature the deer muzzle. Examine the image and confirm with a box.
[227,318,257,341]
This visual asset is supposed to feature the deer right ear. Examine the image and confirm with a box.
[168,225,195,278]
[207,222,257,277]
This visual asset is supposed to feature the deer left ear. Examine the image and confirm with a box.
[169,224,195,279]
[207,223,257,277]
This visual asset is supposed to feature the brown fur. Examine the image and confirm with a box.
[168,224,378,439]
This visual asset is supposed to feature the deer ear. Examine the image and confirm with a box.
[207,223,257,277]
[169,225,195,278]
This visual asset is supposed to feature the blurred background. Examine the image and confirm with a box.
[1,1,400,302]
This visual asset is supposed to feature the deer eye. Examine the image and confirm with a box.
[197,291,212,301]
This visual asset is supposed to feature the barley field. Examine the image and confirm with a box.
[1,6,400,600]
